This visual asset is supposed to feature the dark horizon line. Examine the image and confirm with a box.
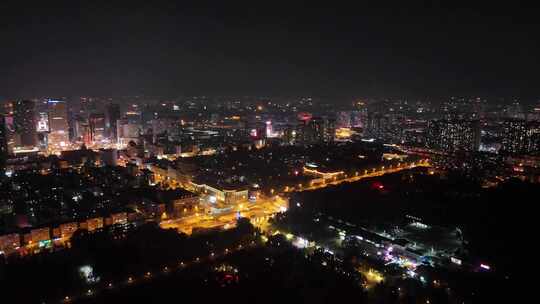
[1,94,539,104]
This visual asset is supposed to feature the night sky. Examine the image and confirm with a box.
[1,2,539,100]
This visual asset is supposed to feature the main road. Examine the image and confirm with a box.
[159,159,430,234]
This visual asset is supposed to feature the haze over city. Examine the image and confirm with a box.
[2,2,540,99]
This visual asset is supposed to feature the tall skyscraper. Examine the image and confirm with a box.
[501,119,528,154]
[365,113,390,140]
[105,103,121,141]
[0,115,8,169]
[89,113,106,143]
[13,100,37,147]
[47,99,69,148]
[283,124,297,145]
[527,121,540,153]
[427,120,480,152]
[307,117,325,144]
[296,117,334,145]
[351,108,368,129]
[324,118,336,143]
[36,111,49,133]
[336,111,351,128]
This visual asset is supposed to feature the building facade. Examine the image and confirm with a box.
[13,100,37,148]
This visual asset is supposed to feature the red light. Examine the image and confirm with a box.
[297,112,313,121]
[371,181,384,190]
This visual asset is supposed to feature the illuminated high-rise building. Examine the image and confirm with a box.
[105,103,120,141]
[296,117,334,145]
[365,113,390,140]
[0,115,8,168]
[336,111,351,128]
[324,118,336,142]
[283,124,297,145]
[13,100,37,147]
[117,119,141,146]
[3,115,15,154]
[427,119,480,152]
[501,119,528,154]
[36,112,49,133]
[89,114,106,143]
[47,99,69,148]
[527,121,540,153]
[351,108,368,129]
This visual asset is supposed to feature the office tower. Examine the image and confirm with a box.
[117,119,141,146]
[248,122,266,140]
[13,100,37,147]
[74,117,92,145]
[365,113,390,140]
[351,108,368,129]
[36,112,49,133]
[427,120,480,152]
[48,99,70,148]
[295,119,308,145]
[2,115,15,154]
[304,117,324,144]
[0,115,8,169]
[265,121,273,138]
[89,114,106,143]
[294,116,334,145]
[501,119,528,154]
[527,122,540,153]
[141,104,155,125]
[283,124,296,145]
[336,111,351,128]
[324,118,336,142]
[105,103,120,140]
[506,102,525,119]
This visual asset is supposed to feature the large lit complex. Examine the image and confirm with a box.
[47,99,70,149]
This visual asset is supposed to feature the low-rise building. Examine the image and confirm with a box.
[59,222,79,238]
[0,233,21,254]
[85,217,104,232]
[190,180,248,204]
[109,212,128,225]
[24,227,51,245]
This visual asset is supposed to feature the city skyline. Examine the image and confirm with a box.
[0,3,537,303]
